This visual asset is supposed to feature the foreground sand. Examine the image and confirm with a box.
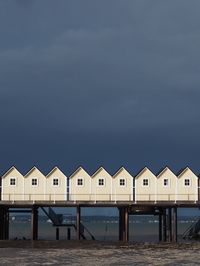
[0,240,199,265]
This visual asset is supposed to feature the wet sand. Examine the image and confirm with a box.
[0,241,200,265]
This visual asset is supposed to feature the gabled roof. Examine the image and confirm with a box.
[112,167,132,178]
[1,166,22,179]
[156,166,175,178]
[24,166,44,178]
[46,166,65,178]
[69,166,90,179]
[135,167,154,179]
[177,167,198,178]
[91,167,110,178]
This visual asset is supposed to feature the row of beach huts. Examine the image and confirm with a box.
[0,166,200,202]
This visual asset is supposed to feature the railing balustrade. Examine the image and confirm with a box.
[0,193,199,203]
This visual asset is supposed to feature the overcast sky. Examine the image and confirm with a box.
[1,0,200,176]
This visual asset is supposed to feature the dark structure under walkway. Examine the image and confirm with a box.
[0,202,193,242]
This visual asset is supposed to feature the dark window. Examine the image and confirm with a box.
[53,178,59,186]
[77,178,83,186]
[32,179,37,186]
[164,179,169,186]
[185,179,190,186]
[98,179,104,186]
[10,178,16,186]
[119,179,125,186]
[143,179,149,186]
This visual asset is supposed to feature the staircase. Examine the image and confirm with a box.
[183,217,200,239]
[41,207,63,226]
[41,207,95,240]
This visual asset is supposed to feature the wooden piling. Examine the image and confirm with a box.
[119,208,122,241]
[0,207,4,240]
[159,211,162,242]
[119,207,129,242]
[67,228,71,240]
[171,207,177,242]
[4,208,9,240]
[76,206,81,240]
[0,207,9,240]
[162,208,167,242]
[118,207,122,241]
[31,206,38,240]
[124,207,129,242]
[56,227,59,240]
[167,208,172,242]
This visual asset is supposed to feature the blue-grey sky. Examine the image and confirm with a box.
[1,0,200,176]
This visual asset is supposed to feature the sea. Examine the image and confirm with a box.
[8,214,198,242]
[1,215,200,265]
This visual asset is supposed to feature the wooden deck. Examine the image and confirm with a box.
[0,200,199,208]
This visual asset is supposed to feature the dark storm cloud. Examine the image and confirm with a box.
[1,0,200,174]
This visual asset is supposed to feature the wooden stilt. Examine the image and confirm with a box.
[31,206,38,240]
[119,207,129,242]
[167,208,172,242]
[1,207,9,240]
[118,208,121,241]
[76,206,81,240]
[124,207,129,242]
[159,211,162,242]
[0,207,4,240]
[171,207,177,242]
[56,227,59,240]
[118,207,123,241]
[162,208,167,242]
[67,228,71,240]
[4,208,9,240]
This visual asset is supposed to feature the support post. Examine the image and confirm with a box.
[56,227,59,240]
[118,207,122,241]
[1,207,9,240]
[162,208,167,242]
[167,208,172,242]
[4,208,9,240]
[67,228,71,240]
[0,208,3,240]
[159,211,162,242]
[171,207,177,242]
[118,207,124,241]
[76,206,81,240]
[123,207,129,242]
[119,207,129,242]
[31,206,38,240]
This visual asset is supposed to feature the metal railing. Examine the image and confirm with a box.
[0,193,198,203]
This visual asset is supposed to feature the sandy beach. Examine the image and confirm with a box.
[0,241,199,265]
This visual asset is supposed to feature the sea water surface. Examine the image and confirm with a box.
[1,215,200,265]
[8,215,197,242]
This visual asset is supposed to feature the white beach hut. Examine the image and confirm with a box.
[24,166,46,201]
[177,167,198,202]
[156,167,176,201]
[69,166,91,201]
[135,167,157,202]
[91,167,112,201]
[1,166,24,201]
[46,167,67,201]
[112,167,133,201]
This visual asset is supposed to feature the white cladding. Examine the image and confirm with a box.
[1,166,199,202]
